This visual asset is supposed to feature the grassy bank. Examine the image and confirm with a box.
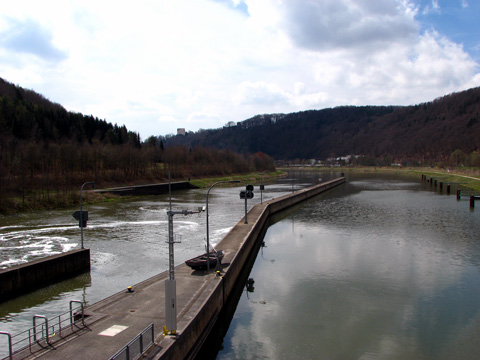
[189,170,285,188]
[0,171,285,216]
[5,166,477,216]
[352,166,480,192]
[280,166,480,192]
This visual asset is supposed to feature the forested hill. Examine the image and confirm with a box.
[2,75,479,166]
[164,87,480,164]
[0,77,277,214]
[0,77,140,146]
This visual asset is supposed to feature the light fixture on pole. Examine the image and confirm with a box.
[206,180,240,273]
[165,171,204,335]
[166,208,199,334]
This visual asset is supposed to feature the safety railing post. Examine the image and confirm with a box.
[33,315,51,346]
[70,300,86,328]
[0,331,13,360]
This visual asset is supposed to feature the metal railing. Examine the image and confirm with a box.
[0,300,88,359]
[110,323,155,360]
[0,332,12,360]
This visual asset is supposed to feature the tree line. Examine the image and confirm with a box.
[0,78,275,214]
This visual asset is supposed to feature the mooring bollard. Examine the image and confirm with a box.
[446,184,451,195]
[457,190,461,200]
[470,196,475,209]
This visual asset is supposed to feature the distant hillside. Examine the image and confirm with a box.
[164,87,480,164]
[0,77,275,214]
[0,77,140,146]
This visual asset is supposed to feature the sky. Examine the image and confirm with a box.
[0,0,479,140]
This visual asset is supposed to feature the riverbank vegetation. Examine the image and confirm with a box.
[189,170,284,189]
[2,77,480,214]
[0,144,276,215]
[403,167,480,191]
[0,78,276,215]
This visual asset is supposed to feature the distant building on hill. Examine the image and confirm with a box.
[177,128,186,136]
[224,121,237,128]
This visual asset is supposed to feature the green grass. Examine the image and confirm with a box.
[280,166,480,192]
[405,169,480,192]
[189,170,285,188]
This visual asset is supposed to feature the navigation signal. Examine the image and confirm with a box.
[73,210,88,228]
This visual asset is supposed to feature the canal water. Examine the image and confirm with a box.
[0,171,324,356]
[215,172,480,360]
[1,170,479,359]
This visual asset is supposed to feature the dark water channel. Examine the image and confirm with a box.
[215,172,480,360]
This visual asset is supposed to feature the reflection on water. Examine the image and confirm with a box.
[217,174,480,360]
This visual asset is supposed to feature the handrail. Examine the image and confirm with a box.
[110,323,154,360]
[33,315,52,348]
[70,300,88,329]
[0,300,87,358]
[0,331,13,360]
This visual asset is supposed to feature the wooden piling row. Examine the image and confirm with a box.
[421,174,476,209]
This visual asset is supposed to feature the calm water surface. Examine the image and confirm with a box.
[217,173,480,360]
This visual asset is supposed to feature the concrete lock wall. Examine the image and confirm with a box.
[0,249,91,301]
[157,177,345,359]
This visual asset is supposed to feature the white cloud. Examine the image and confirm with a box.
[423,0,441,15]
[0,0,478,138]
[0,18,67,62]
[277,0,419,51]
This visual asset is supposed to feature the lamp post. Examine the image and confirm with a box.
[206,180,240,272]
[79,181,95,249]
[164,171,206,335]
[166,208,199,334]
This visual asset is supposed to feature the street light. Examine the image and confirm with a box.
[206,180,240,272]
[166,208,200,334]
[79,181,95,249]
